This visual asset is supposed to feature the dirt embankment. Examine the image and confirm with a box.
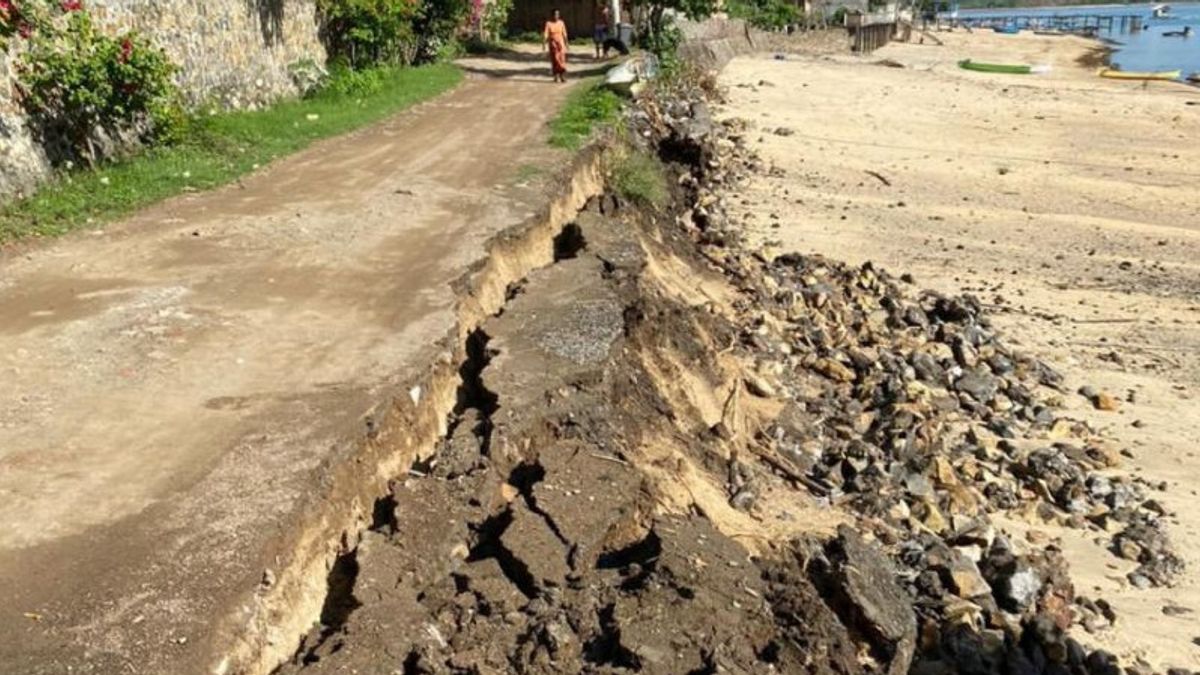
[264,65,1185,674]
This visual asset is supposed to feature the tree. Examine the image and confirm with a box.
[640,0,718,60]
[410,0,469,62]
[726,0,802,29]
[316,0,420,67]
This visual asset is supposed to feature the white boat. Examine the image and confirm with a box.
[1151,4,1170,18]
[605,54,660,96]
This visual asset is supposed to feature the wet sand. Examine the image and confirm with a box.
[719,30,1200,670]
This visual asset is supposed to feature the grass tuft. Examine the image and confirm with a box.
[612,150,668,208]
[548,77,622,151]
[0,63,463,244]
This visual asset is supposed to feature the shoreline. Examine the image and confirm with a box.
[957,3,1200,76]
[1075,39,1113,68]
[957,2,1184,14]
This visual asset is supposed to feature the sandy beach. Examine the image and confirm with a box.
[719,30,1200,671]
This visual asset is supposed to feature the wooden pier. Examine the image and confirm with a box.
[953,12,1144,34]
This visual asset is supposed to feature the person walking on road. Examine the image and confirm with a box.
[544,9,569,83]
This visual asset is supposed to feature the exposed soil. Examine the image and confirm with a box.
[275,172,901,675]
[268,53,1191,674]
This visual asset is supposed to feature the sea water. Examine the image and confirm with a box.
[958,2,1200,76]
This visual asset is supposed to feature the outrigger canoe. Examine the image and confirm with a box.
[1099,68,1181,80]
[959,60,1049,74]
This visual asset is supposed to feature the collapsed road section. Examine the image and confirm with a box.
[267,73,1184,674]
[276,171,882,675]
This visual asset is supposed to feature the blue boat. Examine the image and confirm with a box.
[993,24,1021,34]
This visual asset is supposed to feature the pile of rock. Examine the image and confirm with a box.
[629,71,1184,674]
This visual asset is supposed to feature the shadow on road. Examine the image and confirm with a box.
[456,46,617,81]
[459,63,611,81]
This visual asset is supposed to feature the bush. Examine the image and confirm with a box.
[612,150,667,208]
[639,14,683,63]
[640,0,717,64]
[412,0,470,62]
[475,0,511,40]
[316,0,420,67]
[315,0,477,68]
[320,61,389,98]
[17,3,182,162]
[288,57,330,96]
[726,0,801,29]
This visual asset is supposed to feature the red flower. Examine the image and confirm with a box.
[119,37,133,62]
[61,0,83,11]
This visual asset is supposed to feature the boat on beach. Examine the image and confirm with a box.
[1099,67,1182,80]
[992,24,1021,34]
[959,59,1050,74]
[604,54,660,96]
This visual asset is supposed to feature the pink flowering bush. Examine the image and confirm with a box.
[1,0,37,41]
[11,0,183,162]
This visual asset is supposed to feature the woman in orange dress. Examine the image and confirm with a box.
[543,10,568,83]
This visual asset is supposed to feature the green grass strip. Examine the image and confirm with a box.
[0,63,463,243]
[612,149,667,208]
[548,77,622,151]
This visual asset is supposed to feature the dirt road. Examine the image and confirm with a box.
[0,49,598,673]
[720,32,1200,670]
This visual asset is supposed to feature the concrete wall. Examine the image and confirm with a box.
[676,16,758,70]
[0,0,325,202]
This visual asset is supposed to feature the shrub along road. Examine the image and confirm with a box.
[0,47,598,673]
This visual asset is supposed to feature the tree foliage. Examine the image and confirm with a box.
[725,0,801,29]
[476,0,512,40]
[317,0,478,67]
[316,0,420,67]
[639,0,718,62]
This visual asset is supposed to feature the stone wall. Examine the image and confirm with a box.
[677,16,759,71]
[0,52,48,202]
[0,0,325,202]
